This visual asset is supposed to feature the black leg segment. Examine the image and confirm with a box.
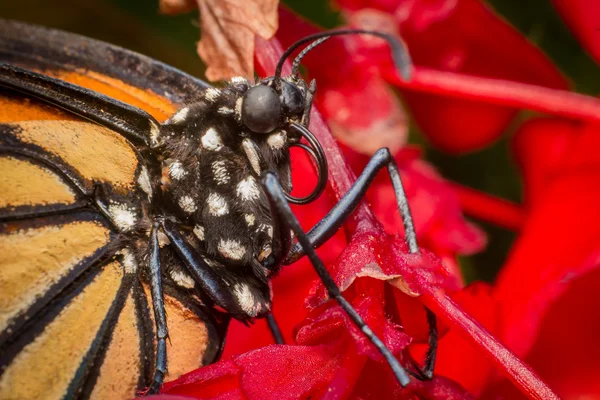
[282,147,438,380]
[161,219,271,320]
[147,221,169,394]
[286,147,417,262]
[266,313,285,344]
[262,172,412,387]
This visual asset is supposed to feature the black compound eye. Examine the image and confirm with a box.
[241,85,282,134]
[280,81,305,115]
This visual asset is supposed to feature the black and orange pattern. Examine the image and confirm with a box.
[0,19,225,399]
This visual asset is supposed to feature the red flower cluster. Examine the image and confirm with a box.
[154,1,600,399]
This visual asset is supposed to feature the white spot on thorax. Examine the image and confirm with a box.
[171,106,189,123]
[234,282,259,316]
[211,160,230,185]
[218,239,247,260]
[267,131,287,150]
[244,213,256,227]
[205,88,221,102]
[207,192,229,216]
[218,106,234,115]
[108,203,137,231]
[178,195,197,213]
[235,97,243,120]
[193,225,205,241]
[168,160,187,180]
[170,270,195,289]
[137,166,152,198]
[242,138,261,175]
[231,76,248,84]
[236,176,260,201]
[258,223,274,239]
[202,257,224,268]
[118,248,138,273]
[202,127,224,151]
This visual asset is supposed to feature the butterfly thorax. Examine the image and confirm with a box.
[155,77,304,281]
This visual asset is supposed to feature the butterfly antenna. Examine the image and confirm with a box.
[274,29,412,88]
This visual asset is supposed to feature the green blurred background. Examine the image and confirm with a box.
[1,0,597,284]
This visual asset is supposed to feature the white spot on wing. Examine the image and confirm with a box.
[137,166,152,198]
[218,239,246,260]
[236,176,260,201]
[244,213,256,227]
[193,225,205,241]
[267,131,286,150]
[170,270,195,289]
[211,160,230,185]
[207,192,229,216]
[171,106,189,123]
[108,203,137,231]
[178,195,197,213]
[205,88,221,102]
[202,127,223,151]
[242,138,261,175]
[169,161,187,180]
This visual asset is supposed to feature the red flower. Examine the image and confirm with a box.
[552,1,600,66]
[335,0,568,154]
[154,1,600,399]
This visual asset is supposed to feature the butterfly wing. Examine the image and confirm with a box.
[0,19,226,399]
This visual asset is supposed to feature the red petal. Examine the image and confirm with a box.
[433,283,499,396]
[496,121,600,358]
[343,147,486,257]
[254,31,556,400]
[277,8,409,155]
[386,67,600,124]
[160,358,243,399]
[512,117,581,207]
[450,183,525,231]
[481,267,600,399]
[162,345,343,399]
[516,266,600,399]
[398,0,567,153]
[421,292,559,400]
[308,229,459,308]
[552,1,600,65]
[319,75,409,155]
[336,0,567,153]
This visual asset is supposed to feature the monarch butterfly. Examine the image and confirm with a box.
[0,18,437,399]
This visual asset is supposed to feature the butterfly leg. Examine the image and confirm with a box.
[147,221,169,394]
[160,219,272,320]
[284,147,437,380]
[262,172,412,387]
[266,313,285,344]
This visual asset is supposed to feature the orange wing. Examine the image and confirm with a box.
[0,19,225,400]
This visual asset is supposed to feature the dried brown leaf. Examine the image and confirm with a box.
[159,0,278,80]
[159,0,278,81]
